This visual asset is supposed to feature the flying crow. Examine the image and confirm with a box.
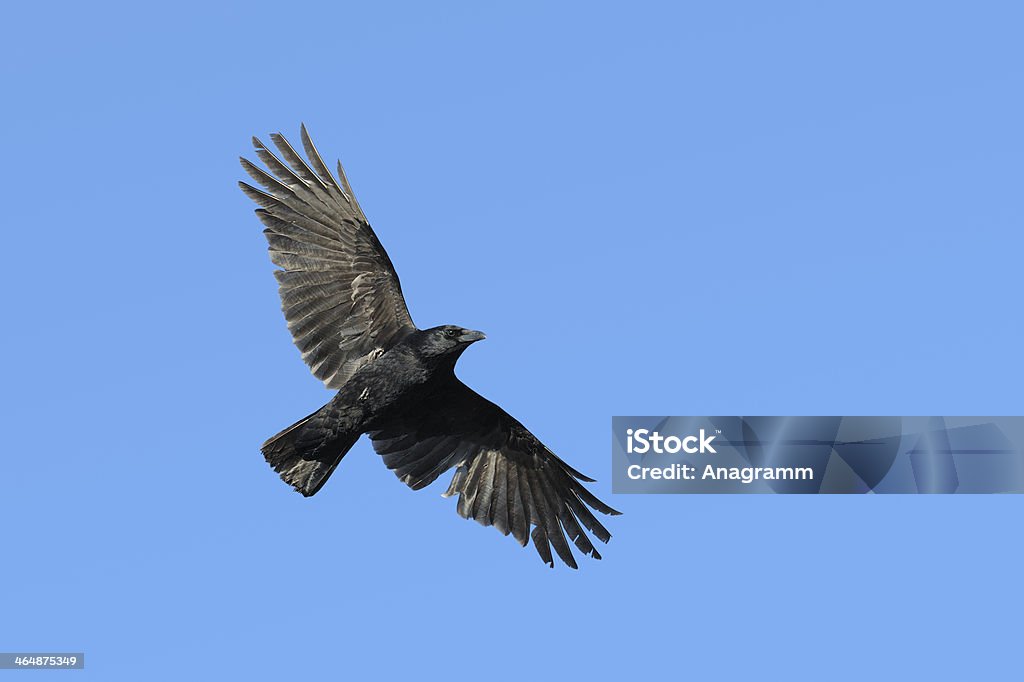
[239,126,619,568]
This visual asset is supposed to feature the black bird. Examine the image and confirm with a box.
[239,126,619,568]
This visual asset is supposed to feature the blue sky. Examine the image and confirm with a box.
[2,1,1022,679]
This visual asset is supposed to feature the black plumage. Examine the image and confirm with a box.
[240,126,619,568]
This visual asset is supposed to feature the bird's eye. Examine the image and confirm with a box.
[445,329,458,338]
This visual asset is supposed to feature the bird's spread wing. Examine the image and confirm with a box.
[368,380,620,568]
[240,125,416,389]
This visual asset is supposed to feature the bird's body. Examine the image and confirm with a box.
[262,327,474,495]
[241,126,618,568]
[327,338,436,432]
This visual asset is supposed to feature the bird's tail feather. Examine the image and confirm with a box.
[261,405,359,496]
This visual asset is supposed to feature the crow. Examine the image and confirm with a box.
[239,126,619,568]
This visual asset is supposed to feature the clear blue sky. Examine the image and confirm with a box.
[3,1,1022,679]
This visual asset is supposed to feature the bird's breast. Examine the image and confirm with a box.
[333,350,433,426]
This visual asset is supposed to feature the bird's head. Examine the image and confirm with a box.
[416,325,486,361]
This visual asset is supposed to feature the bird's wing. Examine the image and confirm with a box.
[240,125,416,389]
[368,379,620,568]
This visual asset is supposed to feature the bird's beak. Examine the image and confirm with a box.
[458,329,486,344]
